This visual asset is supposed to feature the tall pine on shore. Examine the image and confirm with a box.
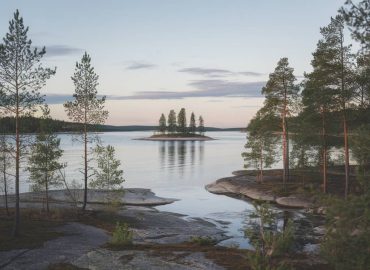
[261,58,298,187]
[64,52,108,210]
[0,10,55,236]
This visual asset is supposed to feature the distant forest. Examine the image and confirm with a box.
[0,116,243,134]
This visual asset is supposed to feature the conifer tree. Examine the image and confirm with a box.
[189,112,196,134]
[177,108,187,134]
[261,58,298,186]
[27,107,65,213]
[90,144,124,190]
[0,10,55,235]
[158,113,166,134]
[64,52,108,210]
[319,16,355,198]
[167,110,177,134]
[243,111,278,183]
[198,115,205,135]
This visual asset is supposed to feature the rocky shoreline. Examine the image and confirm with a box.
[205,170,314,209]
[0,188,178,208]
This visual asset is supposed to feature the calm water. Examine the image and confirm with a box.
[16,131,317,249]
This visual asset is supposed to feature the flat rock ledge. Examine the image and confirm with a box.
[1,188,177,207]
[205,176,313,209]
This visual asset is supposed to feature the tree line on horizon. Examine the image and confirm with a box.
[157,108,205,135]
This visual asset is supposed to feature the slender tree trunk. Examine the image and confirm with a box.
[343,114,350,199]
[13,63,20,237]
[259,145,263,183]
[282,114,288,186]
[45,175,49,214]
[339,28,350,199]
[322,110,327,193]
[83,123,88,210]
[3,156,9,216]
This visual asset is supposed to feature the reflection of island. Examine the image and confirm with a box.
[159,141,204,171]
[137,134,215,141]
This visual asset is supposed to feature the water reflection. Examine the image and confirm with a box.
[158,141,204,173]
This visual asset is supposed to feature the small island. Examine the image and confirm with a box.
[137,108,215,141]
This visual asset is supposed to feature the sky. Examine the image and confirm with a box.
[0,0,352,127]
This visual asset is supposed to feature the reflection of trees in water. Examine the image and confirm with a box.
[177,142,186,175]
[159,142,166,168]
[167,141,176,169]
[190,142,196,165]
[199,142,204,165]
[158,141,203,172]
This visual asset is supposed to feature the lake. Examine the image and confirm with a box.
[17,131,317,249]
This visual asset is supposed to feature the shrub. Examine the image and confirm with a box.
[190,236,217,246]
[110,222,133,246]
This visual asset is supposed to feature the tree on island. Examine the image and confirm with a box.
[177,108,187,134]
[27,107,65,214]
[167,110,177,134]
[0,10,55,236]
[198,115,205,135]
[90,144,124,190]
[189,112,196,134]
[158,113,166,134]
[64,52,108,210]
[261,57,298,187]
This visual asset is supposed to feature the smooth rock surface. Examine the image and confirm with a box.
[74,248,225,270]
[1,188,177,207]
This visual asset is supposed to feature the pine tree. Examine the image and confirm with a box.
[261,58,298,186]
[0,10,55,236]
[64,52,108,210]
[341,0,370,51]
[27,107,65,213]
[189,112,196,134]
[198,115,205,135]
[167,110,177,134]
[177,108,187,134]
[158,113,166,134]
[301,20,341,192]
[319,15,355,198]
[90,145,124,190]
[243,111,278,183]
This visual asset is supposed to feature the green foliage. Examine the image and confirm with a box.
[167,110,177,133]
[64,52,108,128]
[351,124,370,169]
[246,203,295,270]
[190,236,216,246]
[320,184,370,270]
[110,222,133,246]
[158,113,167,134]
[198,115,205,135]
[189,112,196,134]
[177,108,187,134]
[27,107,65,210]
[341,0,370,50]
[242,134,277,183]
[89,144,124,190]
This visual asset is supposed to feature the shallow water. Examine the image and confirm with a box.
[15,131,318,249]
